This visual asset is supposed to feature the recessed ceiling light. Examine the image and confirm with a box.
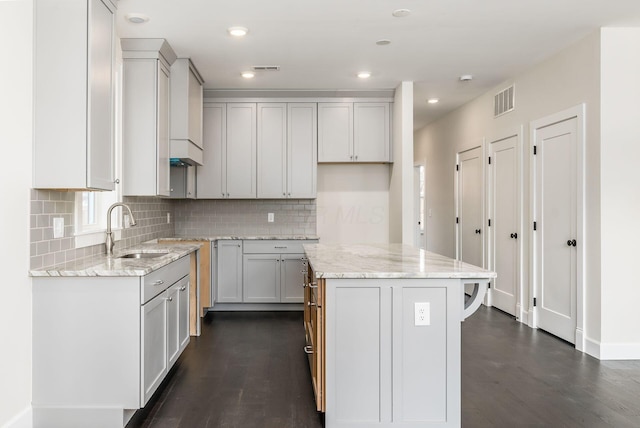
[241,71,255,79]
[376,39,391,46]
[126,13,150,24]
[357,72,372,79]
[228,26,249,37]
[427,98,440,104]
[459,74,473,81]
[392,9,411,18]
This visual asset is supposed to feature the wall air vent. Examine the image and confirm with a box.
[252,65,280,71]
[494,85,515,117]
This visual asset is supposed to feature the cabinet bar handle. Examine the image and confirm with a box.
[304,345,313,354]
[152,280,164,286]
[309,282,318,289]
[274,246,287,249]
[308,301,321,308]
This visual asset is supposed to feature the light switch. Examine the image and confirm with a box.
[53,217,64,238]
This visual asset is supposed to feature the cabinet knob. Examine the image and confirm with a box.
[349,155,353,160]
[114,178,120,184]
[355,155,358,160]
[288,192,291,196]
[167,296,173,302]
[227,193,230,197]
[180,286,186,291]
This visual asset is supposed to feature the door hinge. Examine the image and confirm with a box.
[488,219,491,227]
[533,221,537,231]
[456,164,459,171]
[533,145,537,155]
[533,297,537,307]
[456,217,459,224]
[488,156,491,165]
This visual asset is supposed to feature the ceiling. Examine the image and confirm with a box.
[116,0,640,130]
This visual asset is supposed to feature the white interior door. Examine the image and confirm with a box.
[535,118,578,344]
[457,147,483,268]
[489,136,520,316]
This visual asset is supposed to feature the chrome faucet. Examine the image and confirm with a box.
[105,202,137,256]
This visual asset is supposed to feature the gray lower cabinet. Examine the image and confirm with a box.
[32,255,191,427]
[216,240,243,302]
[243,253,307,303]
[214,239,317,306]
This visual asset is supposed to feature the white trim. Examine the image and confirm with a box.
[1,406,32,428]
[74,229,121,249]
[530,104,586,349]
[585,336,640,360]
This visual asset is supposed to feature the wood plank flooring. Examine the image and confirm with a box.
[127,308,640,428]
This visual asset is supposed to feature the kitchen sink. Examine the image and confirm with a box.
[118,252,169,259]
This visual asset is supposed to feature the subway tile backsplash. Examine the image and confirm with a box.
[29,189,174,270]
[30,190,317,270]
[174,199,317,237]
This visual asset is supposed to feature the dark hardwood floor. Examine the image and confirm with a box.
[127,308,640,428]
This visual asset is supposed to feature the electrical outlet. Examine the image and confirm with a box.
[167,213,171,224]
[414,302,430,326]
[268,213,274,223]
[53,217,64,238]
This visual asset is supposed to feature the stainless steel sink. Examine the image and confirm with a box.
[118,252,168,259]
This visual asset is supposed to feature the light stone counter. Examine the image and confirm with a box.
[163,235,319,242]
[29,243,199,277]
[303,243,496,279]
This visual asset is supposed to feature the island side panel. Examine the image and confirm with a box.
[325,278,463,428]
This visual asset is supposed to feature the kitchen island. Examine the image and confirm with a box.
[302,243,496,428]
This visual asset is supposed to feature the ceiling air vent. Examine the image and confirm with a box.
[252,65,280,71]
[494,85,515,117]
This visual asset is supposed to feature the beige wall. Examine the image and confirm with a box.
[414,31,603,347]
[599,28,640,352]
[317,164,390,244]
[0,1,34,426]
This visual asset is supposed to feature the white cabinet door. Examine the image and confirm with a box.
[318,103,353,162]
[33,0,115,190]
[141,291,168,406]
[198,103,226,198]
[177,277,190,352]
[243,254,280,303]
[217,241,244,302]
[281,254,306,303]
[122,39,175,197]
[166,285,180,368]
[288,103,317,198]
[354,103,390,162]
[257,103,287,198]
[226,103,257,198]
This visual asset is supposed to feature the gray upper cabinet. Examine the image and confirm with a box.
[169,165,196,199]
[170,58,204,166]
[257,103,317,199]
[318,102,391,163]
[33,0,116,190]
[121,39,177,197]
[198,103,257,199]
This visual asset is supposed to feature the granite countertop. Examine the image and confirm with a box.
[303,243,497,279]
[30,243,200,277]
[161,235,320,242]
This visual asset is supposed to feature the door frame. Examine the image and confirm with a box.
[530,104,585,351]
[455,141,486,266]
[485,127,525,321]
[413,159,427,250]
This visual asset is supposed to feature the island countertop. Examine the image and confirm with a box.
[302,243,497,279]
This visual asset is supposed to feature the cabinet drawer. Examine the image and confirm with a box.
[142,256,190,304]
[242,239,317,254]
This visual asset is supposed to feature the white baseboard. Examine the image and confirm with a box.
[1,407,32,428]
[585,337,640,360]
